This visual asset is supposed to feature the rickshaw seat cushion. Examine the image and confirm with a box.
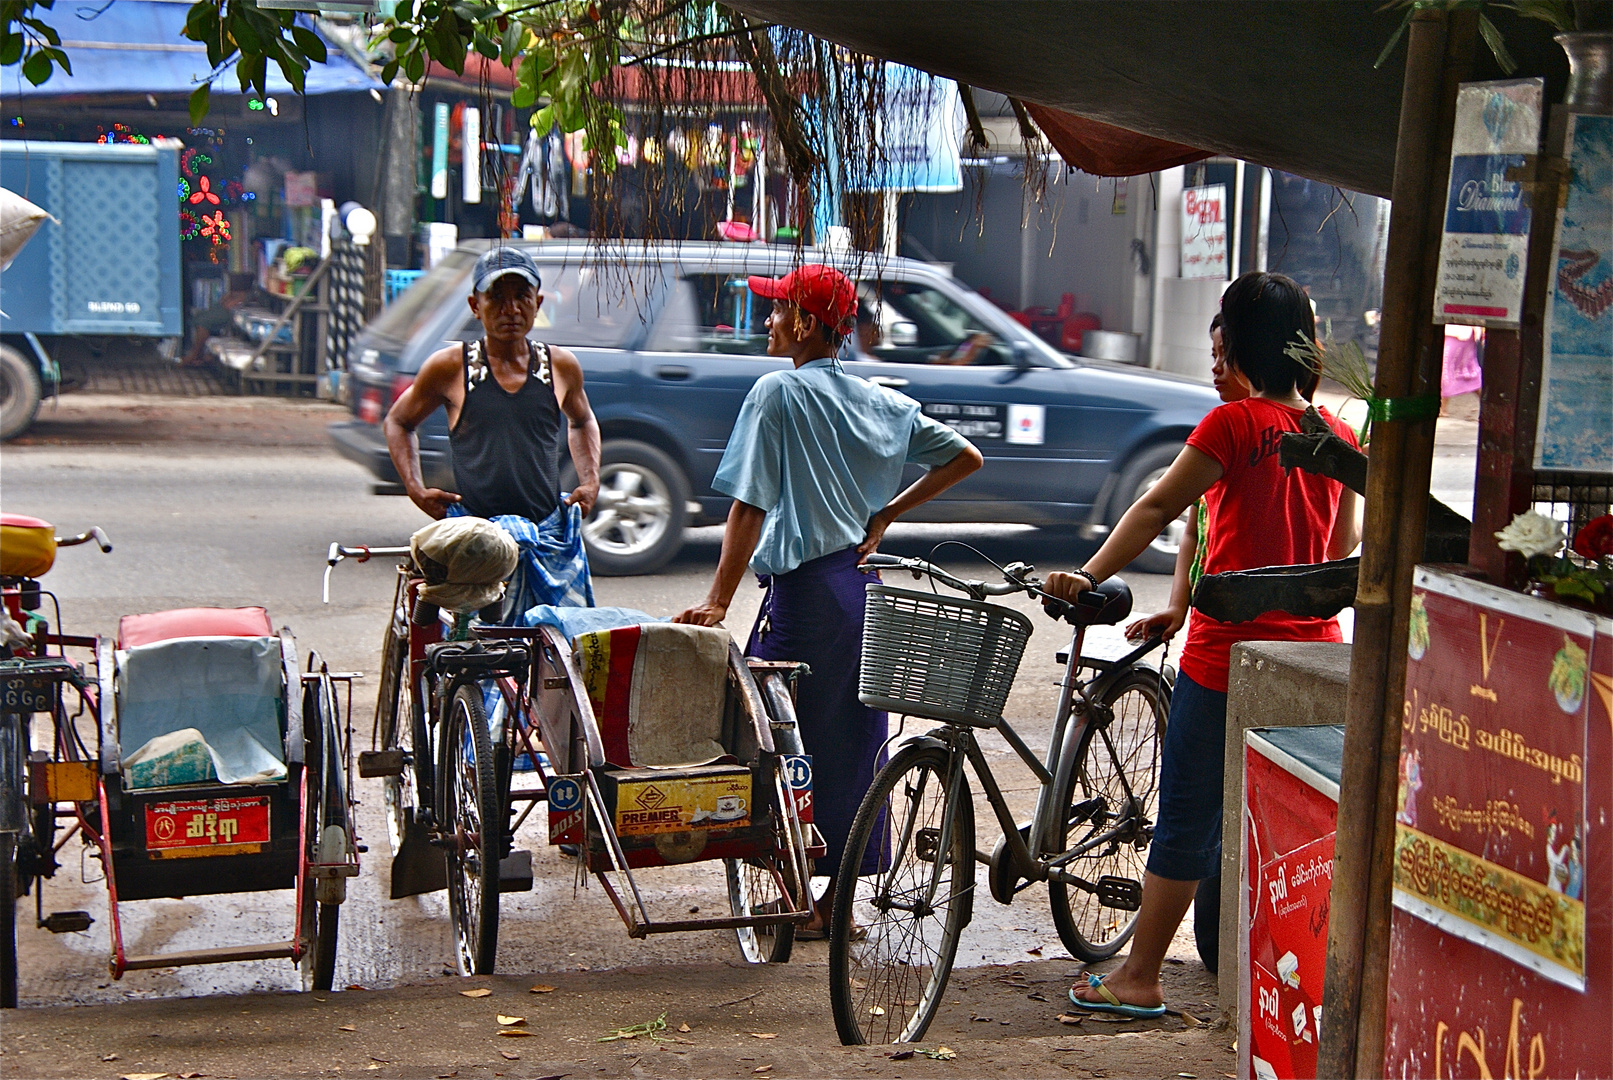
[116,635,287,788]
[574,623,731,767]
[119,606,273,649]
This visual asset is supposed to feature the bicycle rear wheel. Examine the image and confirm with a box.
[829,740,974,1045]
[726,848,797,964]
[1048,669,1166,962]
[377,616,427,856]
[440,684,501,976]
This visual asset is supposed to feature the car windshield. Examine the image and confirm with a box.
[367,250,477,346]
[852,280,1014,366]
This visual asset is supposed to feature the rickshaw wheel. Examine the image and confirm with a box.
[377,616,424,856]
[441,684,500,976]
[726,850,796,964]
[299,897,340,993]
[1,833,18,1008]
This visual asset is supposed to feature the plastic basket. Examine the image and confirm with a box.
[384,269,424,305]
[859,584,1032,728]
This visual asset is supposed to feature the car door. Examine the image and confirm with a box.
[842,275,1118,520]
[633,269,788,508]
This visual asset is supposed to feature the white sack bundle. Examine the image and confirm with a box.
[411,515,519,612]
[0,187,52,271]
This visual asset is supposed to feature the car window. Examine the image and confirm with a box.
[645,274,772,356]
[369,249,477,346]
[448,262,647,348]
[852,280,1011,366]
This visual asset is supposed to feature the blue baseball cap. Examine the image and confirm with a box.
[473,247,542,295]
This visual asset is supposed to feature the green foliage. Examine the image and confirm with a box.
[2,0,73,86]
[178,0,329,122]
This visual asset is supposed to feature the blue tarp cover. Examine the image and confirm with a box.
[14,0,381,97]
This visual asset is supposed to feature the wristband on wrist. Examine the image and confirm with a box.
[1072,569,1099,591]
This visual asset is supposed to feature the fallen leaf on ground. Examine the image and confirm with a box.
[888,1050,915,1061]
[496,1015,525,1026]
[1027,947,1043,956]
[970,1014,993,1022]
[1180,1012,1205,1027]
[369,1057,392,1065]
[498,1052,520,1061]
[497,1029,534,1038]
[899,999,918,1007]
[180,1074,205,1079]
[1057,1014,1085,1025]
[1178,1073,1198,1078]
[460,988,493,998]
[346,984,367,991]
[338,1025,356,1032]
[868,1005,885,1016]
[121,1074,169,1080]
[1027,991,1048,1002]
[530,985,556,993]
[750,1032,778,1039]
[921,1046,957,1061]
[102,1056,120,1063]
[678,1023,691,1033]
[366,1066,381,1072]
[434,1072,459,1079]
[753,1067,771,1074]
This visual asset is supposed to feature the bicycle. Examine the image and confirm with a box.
[827,551,1171,1045]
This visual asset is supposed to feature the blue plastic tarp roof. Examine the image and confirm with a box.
[15,0,382,97]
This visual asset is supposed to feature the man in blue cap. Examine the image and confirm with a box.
[386,246,601,612]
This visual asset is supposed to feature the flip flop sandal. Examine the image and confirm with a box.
[1068,974,1167,1019]
[796,921,867,942]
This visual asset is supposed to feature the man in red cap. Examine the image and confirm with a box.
[675,264,982,935]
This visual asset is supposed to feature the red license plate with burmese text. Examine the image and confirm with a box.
[145,796,271,857]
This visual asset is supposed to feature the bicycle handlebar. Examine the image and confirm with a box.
[54,527,112,553]
[862,552,1107,625]
[322,542,412,604]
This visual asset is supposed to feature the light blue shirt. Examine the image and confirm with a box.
[714,357,970,576]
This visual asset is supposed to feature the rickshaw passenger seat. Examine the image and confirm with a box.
[574,623,733,768]
[116,631,288,789]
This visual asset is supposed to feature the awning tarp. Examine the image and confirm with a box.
[14,0,382,98]
[727,0,1569,198]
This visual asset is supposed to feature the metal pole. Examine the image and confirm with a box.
[1316,10,1476,1078]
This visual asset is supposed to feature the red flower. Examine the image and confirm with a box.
[1572,515,1613,560]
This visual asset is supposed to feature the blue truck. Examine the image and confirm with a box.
[330,241,1222,575]
[1,140,183,438]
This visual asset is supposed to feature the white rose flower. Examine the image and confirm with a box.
[1495,510,1565,560]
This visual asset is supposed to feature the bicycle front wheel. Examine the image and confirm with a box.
[829,741,974,1045]
[1048,669,1166,962]
[440,684,501,976]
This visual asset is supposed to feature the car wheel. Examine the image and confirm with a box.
[1113,442,1190,576]
[0,344,42,442]
[565,439,690,576]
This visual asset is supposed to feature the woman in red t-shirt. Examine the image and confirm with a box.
[1045,271,1361,1017]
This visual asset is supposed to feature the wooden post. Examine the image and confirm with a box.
[1316,10,1476,1078]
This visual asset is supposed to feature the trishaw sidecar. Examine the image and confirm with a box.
[0,598,360,1003]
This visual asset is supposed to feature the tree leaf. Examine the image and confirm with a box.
[388,26,414,43]
[404,47,425,83]
[189,83,212,124]
[292,25,327,65]
[0,34,24,68]
[1478,14,1517,74]
[511,84,535,108]
[381,57,400,84]
[21,49,52,85]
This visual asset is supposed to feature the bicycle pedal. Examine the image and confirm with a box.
[358,749,405,778]
[1096,875,1143,911]
[498,849,534,892]
[42,910,93,934]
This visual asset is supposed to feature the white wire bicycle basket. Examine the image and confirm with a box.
[859,584,1033,728]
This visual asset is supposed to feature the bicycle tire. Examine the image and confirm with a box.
[726,776,801,964]
[0,833,16,1009]
[1048,669,1167,963]
[829,740,974,1045]
[378,619,426,856]
[440,684,501,976]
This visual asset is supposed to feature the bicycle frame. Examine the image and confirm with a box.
[922,622,1169,902]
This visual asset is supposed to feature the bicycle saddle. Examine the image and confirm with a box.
[1065,577,1133,627]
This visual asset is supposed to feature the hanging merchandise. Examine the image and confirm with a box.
[431,102,450,200]
[666,126,688,167]
[702,124,726,167]
[642,134,664,166]
[517,127,570,221]
[462,106,482,204]
[564,129,590,198]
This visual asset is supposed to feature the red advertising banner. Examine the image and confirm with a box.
[144,795,271,855]
[1241,731,1340,1080]
[1383,569,1611,1079]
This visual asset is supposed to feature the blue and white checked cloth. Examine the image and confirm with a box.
[446,500,595,619]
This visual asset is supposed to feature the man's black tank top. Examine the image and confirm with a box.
[450,338,562,523]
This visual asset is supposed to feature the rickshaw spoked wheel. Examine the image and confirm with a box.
[1,833,18,1009]
[299,891,339,993]
[440,684,500,976]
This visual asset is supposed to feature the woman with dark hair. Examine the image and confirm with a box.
[1043,271,1360,1017]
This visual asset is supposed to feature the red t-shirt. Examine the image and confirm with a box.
[1179,398,1359,692]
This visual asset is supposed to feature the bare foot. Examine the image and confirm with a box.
[1069,964,1165,1009]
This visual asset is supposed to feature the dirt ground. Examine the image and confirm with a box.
[13,393,348,449]
[1,957,1231,1080]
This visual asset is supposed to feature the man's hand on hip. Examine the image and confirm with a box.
[564,480,600,517]
[411,487,462,519]
[673,600,727,627]
[857,509,896,561]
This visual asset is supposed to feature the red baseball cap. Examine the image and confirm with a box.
[747,265,858,334]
